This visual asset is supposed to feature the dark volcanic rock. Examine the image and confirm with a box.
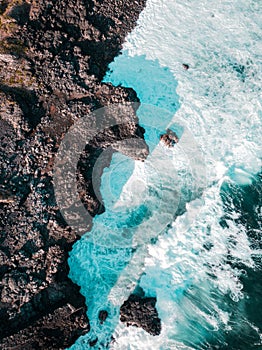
[0,0,147,348]
[98,310,108,324]
[120,292,161,336]
[160,128,179,147]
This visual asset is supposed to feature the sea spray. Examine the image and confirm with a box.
[68,0,262,348]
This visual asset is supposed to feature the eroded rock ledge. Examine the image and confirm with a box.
[0,0,147,348]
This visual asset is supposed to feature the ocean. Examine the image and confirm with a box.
[68,0,262,348]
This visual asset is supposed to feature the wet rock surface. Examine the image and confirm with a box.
[160,128,179,147]
[0,0,147,348]
[120,291,161,336]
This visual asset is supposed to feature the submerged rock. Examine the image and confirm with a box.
[98,310,108,324]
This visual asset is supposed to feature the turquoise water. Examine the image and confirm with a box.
[68,1,262,348]
[105,51,179,114]
[68,56,183,348]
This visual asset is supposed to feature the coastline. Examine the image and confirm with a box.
[0,0,147,348]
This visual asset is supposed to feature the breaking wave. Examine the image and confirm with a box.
[69,0,262,348]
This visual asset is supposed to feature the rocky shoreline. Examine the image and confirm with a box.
[0,0,159,348]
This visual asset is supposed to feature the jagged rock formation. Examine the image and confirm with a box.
[0,0,147,348]
[120,290,161,336]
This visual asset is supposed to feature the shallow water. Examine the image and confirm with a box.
[69,0,262,348]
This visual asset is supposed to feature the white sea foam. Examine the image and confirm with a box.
[113,0,262,181]
[69,0,262,349]
[106,0,261,348]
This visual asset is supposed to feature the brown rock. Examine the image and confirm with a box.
[160,128,179,147]
[0,0,147,348]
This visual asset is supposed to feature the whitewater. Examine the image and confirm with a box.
[68,0,262,349]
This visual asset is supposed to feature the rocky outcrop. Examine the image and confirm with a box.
[160,128,179,147]
[120,290,161,336]
[0,0,147,348]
